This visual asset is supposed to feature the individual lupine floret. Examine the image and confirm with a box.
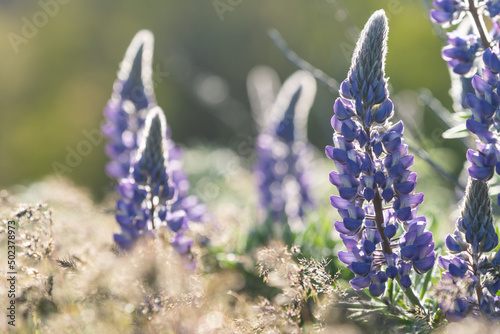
[252,69,316,226]
[430,0,466,27]
[326,10,435,297]
[442,31,480,76]
[114,107,195,261]
[438,178,500,319]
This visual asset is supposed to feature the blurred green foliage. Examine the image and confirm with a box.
[0,0,455,200]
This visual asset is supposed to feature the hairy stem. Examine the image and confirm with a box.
[373,191,393,255]
[468,0,490,48]
[364,138,392,255]
[472,253,483,305]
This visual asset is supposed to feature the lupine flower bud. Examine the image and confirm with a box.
[114,108,194,262]
[460,179,497,252]
[253,70,316,225]
[327,10,435,297]
[442,32,479,76]
[438,178,500,319]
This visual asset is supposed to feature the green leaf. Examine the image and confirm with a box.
[442,124,468,139]
[420,261,435,299]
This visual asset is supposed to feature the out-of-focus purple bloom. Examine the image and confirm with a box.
[114,108,195,262]
[431,1,500,81]
[442,32,479,77]
[429,0,500,207]
[430,0,466,27]
[465,46,500,204]
[102,30,155,180]
[487,0,500,18]
[103,30,208,232]
[327,10,434,297]
[438,178,500,319]
[252,70,317,226]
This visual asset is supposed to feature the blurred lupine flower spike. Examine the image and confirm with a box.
[252,69,316,229]
[102,30,208,226]
[114,107,194,262]
[102,30,155,180]
[430,0,500,77]
[327,10,435,298]
[438,178,500,319]
[463,45,500,206]
[114,30,156,109]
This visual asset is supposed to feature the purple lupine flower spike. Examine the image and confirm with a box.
[114,107,195,261]
[102,30,208,226]
[431,1,500,79]
[462,45,500,205]
[438,178,500,319]
[327,10,435,297]
[102,30,155,180]
[252,70,316,227]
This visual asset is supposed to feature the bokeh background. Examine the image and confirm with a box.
[0,0,460,216]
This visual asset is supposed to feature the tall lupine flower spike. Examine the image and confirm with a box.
[430,0,500,135]
[102,30,208,225]
[438,178,500,319]
[326,10,435,298]
[251,69,316,227]
[114,107,194,261]
[430,1,500,209]
[102,30,155,180]
[464,45,500,206]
